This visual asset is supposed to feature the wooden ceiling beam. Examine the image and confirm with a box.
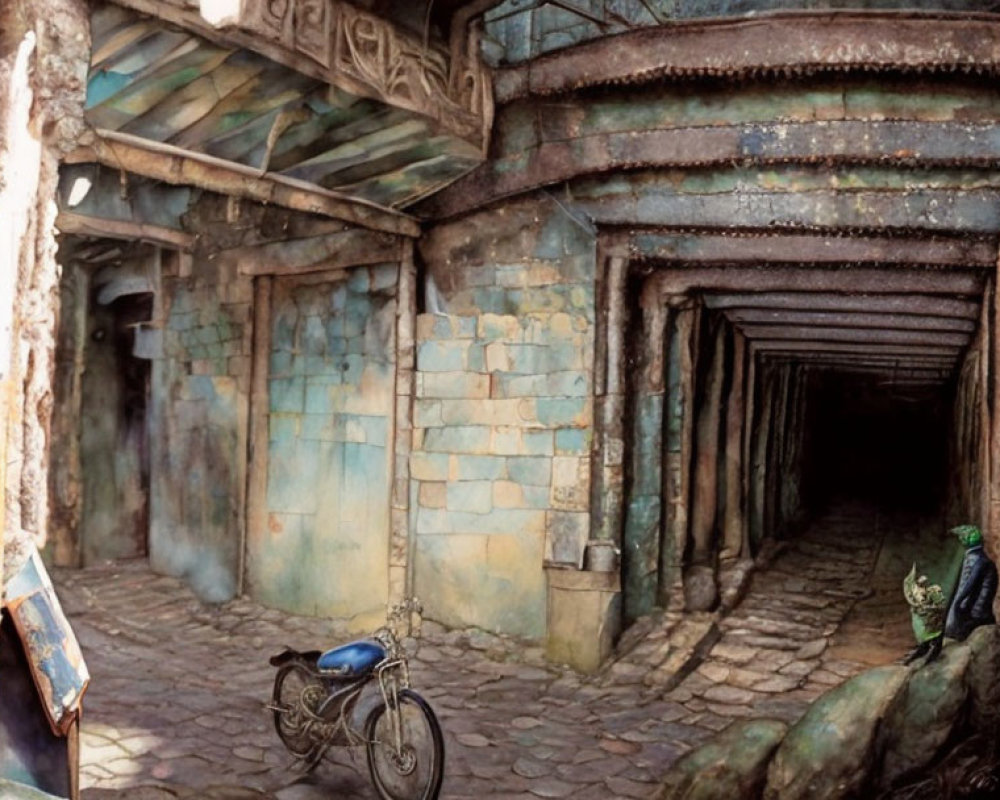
[703,292,980,319]
[737,324,970,347]
[69,129,420,237]
[723,309,975,333]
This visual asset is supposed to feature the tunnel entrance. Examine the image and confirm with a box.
[618,260,989,649]
[801,370,950,516]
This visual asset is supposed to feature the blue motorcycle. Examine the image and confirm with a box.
[268,599,444,799]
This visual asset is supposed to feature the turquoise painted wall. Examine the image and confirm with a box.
[415,198,597,639]
[149,260,251,604]
[246,265,398,628]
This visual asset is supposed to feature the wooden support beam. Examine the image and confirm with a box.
[225,228,400,276]
[722,330,746,561]
[723,309,976,333]
[688,323,725,610]
[736,324,970,348]
[704,292,981,319]
[56,211,195,251]
[662,304,698,608]
[655,267,986,297]
[753,341,962,357]
[244,275,272,596]
[71,130,421,237]
[594,255,629,546]
[762,353,954,369]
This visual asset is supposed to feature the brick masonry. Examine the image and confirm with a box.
[413,198,598,638]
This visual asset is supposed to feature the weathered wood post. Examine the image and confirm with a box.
[244,276,272,594]
[688,323,725,610]
[662,300,698,608]
[593,254,629,548]
[392,241,417,609]
[622,280,668,621]
[750,363,776,547]
[722,331,746,561]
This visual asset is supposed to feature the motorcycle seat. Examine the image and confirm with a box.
[318,639,386,677]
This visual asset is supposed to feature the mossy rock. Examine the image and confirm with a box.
[656,719,788,800]
[966,624,1000,732]
[764,665,909,800]
[878,641,971,789]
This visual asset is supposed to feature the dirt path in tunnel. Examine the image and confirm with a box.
[54,502,936,800]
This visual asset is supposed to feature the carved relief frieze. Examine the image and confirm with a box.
[128,0,491,147]
[237,0,490,147]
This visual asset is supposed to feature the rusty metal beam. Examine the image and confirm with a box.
[655,267,986,297]
[578,187,1000,234]
[628,233,996,269]
[704,292,981,319]
[723,309,976,333]
[425,121,1000,218]
[494,14,1000,102]
[737,324,970,347]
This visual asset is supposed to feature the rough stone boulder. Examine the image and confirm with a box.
[877,641,971,790]
[655,719,788,800]
[764,665,909,800]
[965,624,1000,732]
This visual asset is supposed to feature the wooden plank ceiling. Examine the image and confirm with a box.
[84,2,484,210]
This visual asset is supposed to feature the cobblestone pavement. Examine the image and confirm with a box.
[57,503,915,800]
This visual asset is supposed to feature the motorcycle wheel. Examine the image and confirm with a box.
[272,661,324,757]
[365,689,444,800]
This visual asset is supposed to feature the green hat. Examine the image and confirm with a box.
[951,524,982,547]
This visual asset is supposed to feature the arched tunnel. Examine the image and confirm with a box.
[617,253,990,662]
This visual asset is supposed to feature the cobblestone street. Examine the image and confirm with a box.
[57,503,917,800]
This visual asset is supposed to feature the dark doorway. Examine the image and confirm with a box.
[79,288,153,564]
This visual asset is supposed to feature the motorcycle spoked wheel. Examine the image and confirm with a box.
[272,661,326,759]
[365,689,444,800]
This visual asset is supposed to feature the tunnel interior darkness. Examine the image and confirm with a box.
[799,370,951,517]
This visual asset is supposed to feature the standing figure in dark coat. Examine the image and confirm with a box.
[945,524,998,641]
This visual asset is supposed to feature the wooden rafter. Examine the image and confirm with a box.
[68,129,420,237]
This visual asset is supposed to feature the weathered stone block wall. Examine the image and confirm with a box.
[151,254,253,603]
[246,266,397,628]
[415,198,596,639]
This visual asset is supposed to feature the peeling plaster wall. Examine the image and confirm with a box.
[150,255,253,604]
[415,197,597,639]
[1,0,89,589]
[246,266,398,628]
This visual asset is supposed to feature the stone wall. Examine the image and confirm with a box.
[245,265,398,628]
[415,197,597,639]
[150,252,253,603]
